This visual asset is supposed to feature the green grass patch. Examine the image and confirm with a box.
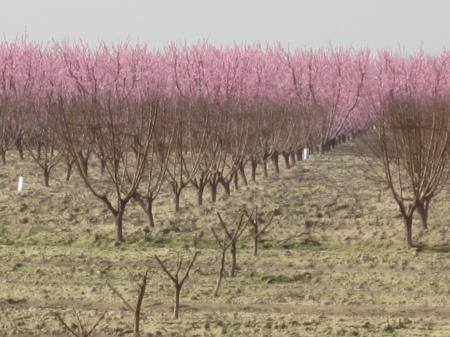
[0,229,446,256]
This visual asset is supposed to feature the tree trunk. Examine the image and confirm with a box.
[320,141,332,154]
[404,216,413,248]
[230,241,237,277]
[174,190,181,213]
[37,143,42,161]
[320,140,330,154]
[66,160,74,181]
[233,171,239,191]
[263,160,268,177]
[115,203,125,243]
[329,138,336,150]
[197,184,205,206]
[134,312,140,337]
[221,179,231,196]
[174,286,181,319]
[16,136,24,160]
[417,199,430,230]
[210,181,218,203]
[134,194,156,229]
[319,142,324,154]
[239,165,248,186]
[43,169,50,187]
[81,157,89,176]
[213,250,226,297]
[253,236,258,257]
[290,152,296,166]
[282,152,291,169]
[296,149,302,161]
[271,152,280,174]
[251,159,258,182]
[0,149,5,164]
[145,198,155,228]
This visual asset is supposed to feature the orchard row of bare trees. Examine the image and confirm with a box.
[1,87,330,243]
[3,88,450,248]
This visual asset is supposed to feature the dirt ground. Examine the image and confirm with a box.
[0,141,449,337]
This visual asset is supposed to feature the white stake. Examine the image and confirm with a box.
[302,148,310,160]
[17,176,24,193]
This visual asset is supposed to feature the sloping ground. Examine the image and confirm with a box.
[0,141,449,336]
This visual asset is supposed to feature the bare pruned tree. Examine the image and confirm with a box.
[164,98,208,212]
[188,99,214,206]
[61,112,93,182]
[371,97,450,247]
[293,104,320,161]
[0,47,22,163]
[0,99,15,164]
[24,97,62,187]
[201,102,235,201]
[226,103,253,191]
[132,113,173,229]
[59,93,159,243]
[252,100,288,177]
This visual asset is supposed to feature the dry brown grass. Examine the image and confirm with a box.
[0,141,449,336]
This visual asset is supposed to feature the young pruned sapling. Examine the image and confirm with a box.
[244,206,276,256]
[54,309,106,337]
[106,271,149,337]
[211,210,248,296]
[154,251,198,319]
[217,211,249,278]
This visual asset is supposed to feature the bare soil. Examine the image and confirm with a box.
[0,141,449,336]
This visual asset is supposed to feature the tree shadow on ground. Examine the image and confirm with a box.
[416,243,450,253]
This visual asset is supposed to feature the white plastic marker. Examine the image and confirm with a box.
[302,148,310,160]
[17,176,24,193]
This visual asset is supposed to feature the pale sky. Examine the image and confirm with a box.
[1,0,450,53]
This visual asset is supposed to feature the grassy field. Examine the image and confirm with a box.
[0,141,449,337]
